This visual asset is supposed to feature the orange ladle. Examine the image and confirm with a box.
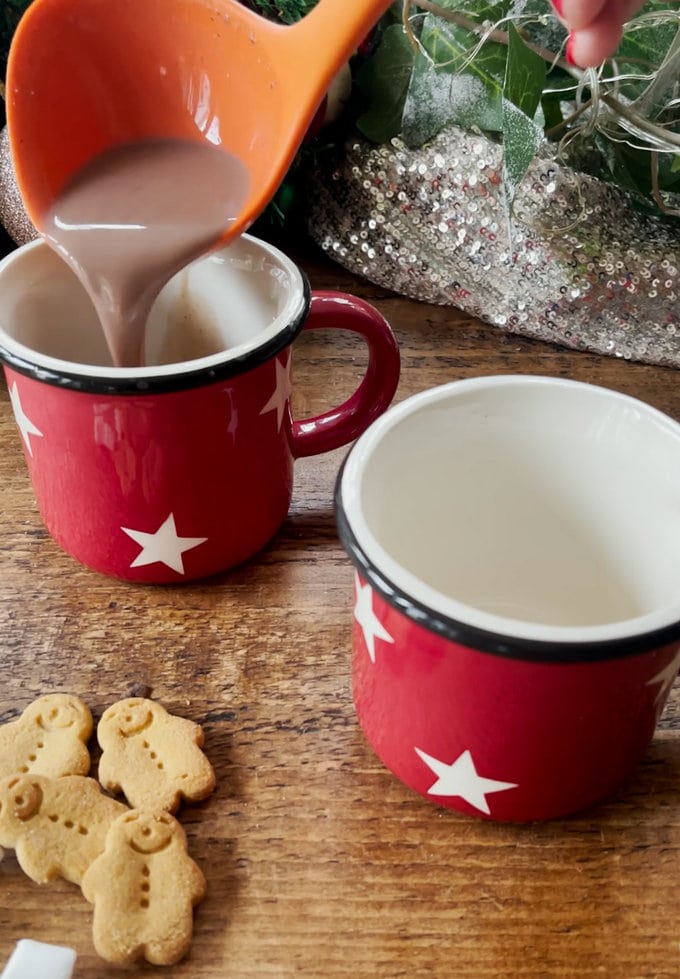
[6,0,393,240]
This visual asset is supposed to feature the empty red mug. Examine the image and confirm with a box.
[0,234,400,581]
[336,376,680,821]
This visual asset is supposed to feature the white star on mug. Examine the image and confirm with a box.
[259,357,292,431]
[121,513,208,574]
[414,747,518,816]
[9,381,43,457]
[353,572,394,663]
[646,646,680,705]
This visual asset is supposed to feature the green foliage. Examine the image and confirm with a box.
[501,22,545,205]
[402,12,505,145]
[503,21,545,119]
[356,23,415,143]
[244,0,318,24]
[353,0,680,217]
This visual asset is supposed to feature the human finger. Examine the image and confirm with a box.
[553,0,608,33]
[565,2,626,67]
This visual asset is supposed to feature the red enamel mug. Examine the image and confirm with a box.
[336,376,680,821]
[0,234,399,582]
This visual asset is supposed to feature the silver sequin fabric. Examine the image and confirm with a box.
[304,125,680,369]
[0,126,37,247]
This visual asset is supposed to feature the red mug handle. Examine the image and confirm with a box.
[290,291,400,458]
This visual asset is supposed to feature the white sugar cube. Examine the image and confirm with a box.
[1,940,76,979]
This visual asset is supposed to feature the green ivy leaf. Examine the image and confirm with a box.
[540,93,563,134]
[501,99,543,206]
[504,21,546,119]
[401,12,508,147]
[616,1,677,65]
[615,23,680,112]
[589,133,664,214]
[420,7,509,86]
[431,0,512,23]
[501,23,545,206]
[246,0,319,24]
[355,23,415,144]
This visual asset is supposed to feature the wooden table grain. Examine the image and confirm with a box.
[1,237,680,979]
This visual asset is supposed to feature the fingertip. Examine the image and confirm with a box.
[558,0,608,32]
[565,19,624,68]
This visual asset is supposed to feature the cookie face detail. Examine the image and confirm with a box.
[123,811,174,854]
[81,809,206,966]
[3,776,43,821]
[24,695,91,733]
[97,698,215,812]
[114,702,154,737]
[0,694,92,779]
[0,773,128,884]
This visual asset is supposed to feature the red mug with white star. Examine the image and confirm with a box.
[336,376,680,821]
[0,234,399,582]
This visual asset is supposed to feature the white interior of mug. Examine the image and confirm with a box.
[340,375,680,643]
[0,234,305,377]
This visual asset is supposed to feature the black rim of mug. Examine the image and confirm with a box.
[334,457,680,664]
[0,274,312,396]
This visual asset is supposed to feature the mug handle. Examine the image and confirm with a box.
[290,291,400,459]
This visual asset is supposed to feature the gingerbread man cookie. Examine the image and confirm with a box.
[0,694,92,779]
[81,809,206,965]
[97,698,215,812]
[0,773,128,884]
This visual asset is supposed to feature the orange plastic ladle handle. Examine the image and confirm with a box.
[7,0,394,241]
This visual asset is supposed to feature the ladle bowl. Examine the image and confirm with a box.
[7,0,392,239]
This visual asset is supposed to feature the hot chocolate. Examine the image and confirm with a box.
[40,138,250,367]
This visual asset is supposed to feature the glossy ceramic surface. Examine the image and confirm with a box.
[0,236,400,581]
[336,376,680,820]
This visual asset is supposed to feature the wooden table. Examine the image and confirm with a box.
[1,236,680,979]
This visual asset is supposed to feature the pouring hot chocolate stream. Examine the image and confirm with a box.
[6,0,392,367]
